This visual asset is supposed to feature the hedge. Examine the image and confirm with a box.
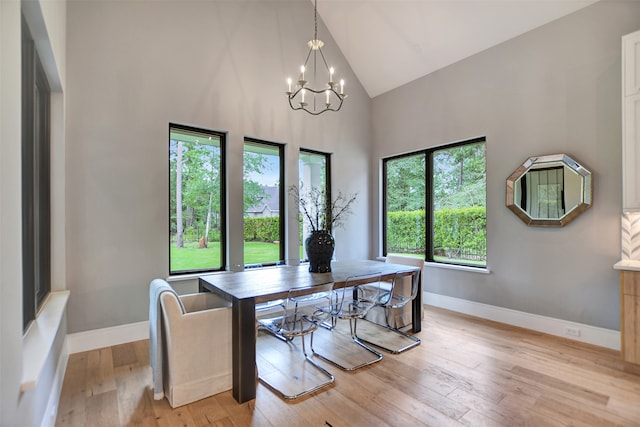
[241,208,486,255]
[244,216,280,242]
[386,210,426,254]
[387,207,486,256]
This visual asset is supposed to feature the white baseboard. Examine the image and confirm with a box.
[424,292,620,350]
[66,320,149,354]
[64,294,620,355]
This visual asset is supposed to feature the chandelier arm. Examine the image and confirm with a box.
[292,86,339,95]
[288,90,344,113]
[312,49,318,90]
[288,96,341,115]
[304,106,342,116]
[288,85,344,110]
[317,47,331,74]
[303,47,313,70]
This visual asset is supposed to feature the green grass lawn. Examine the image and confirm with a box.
[170,241,284,271]
[172,245,486,272]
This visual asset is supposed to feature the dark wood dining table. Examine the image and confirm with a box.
[198,259,422,403]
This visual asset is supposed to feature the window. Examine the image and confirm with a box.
[169,124,226,274]
[243,139,284,266]
[383,138,486,267]
[299,149,331,261]
[22,15,51,331]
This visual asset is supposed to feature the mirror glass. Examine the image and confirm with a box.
[506,154,592,227]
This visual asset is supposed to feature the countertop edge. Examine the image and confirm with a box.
[614,260,640,271]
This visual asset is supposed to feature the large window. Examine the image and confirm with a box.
[299,149,331,261]
[22,15,51,331]
[383,137,486,267]
[243,139,284,266]
[169,124,225,274]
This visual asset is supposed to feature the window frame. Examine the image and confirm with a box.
[243,138,285,267]
[299,148,332,262]
[168,123,227,275]
[22,14,52,331]
[382,151,428,259]
[382,136,486,268]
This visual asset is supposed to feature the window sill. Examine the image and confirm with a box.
[21,290,70,391]
[167,270,235,283]
[166,273,205,282]
[378,257,490,274]
[425,262,491,274]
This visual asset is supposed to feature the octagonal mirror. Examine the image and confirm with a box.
[506,154,592,227]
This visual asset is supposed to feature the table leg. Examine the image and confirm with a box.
[232,297,257,403]
[411,271,422,333]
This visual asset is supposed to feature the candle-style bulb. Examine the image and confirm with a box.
[300,65,305,80]
[287,78,292,93]
[329,67,334,83]
[340,79,345,95]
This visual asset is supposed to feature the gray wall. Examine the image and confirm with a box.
[65,1,372,333]
[371,0,640,330]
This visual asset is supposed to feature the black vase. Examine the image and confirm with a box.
[305,230,335,273]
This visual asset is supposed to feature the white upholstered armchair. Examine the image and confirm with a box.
[150,279,232,408]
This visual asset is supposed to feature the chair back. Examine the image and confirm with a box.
[336,272,383,319]
[384,255,424,308]
[274,282,335,337]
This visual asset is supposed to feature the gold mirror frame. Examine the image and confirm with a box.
[506,154,593,227]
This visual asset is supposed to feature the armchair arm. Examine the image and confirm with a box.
[180,292,230,313]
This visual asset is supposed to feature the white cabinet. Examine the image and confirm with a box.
[623,31,640,211]
[623,94,640,210]
[624,32,640,97]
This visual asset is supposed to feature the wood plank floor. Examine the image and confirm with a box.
[56,306,640,427]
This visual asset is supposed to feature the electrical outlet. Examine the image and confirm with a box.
[565,326,581,338]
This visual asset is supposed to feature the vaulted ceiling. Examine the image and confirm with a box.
[312,0,599,98]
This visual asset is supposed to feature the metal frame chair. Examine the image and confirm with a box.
[256,298,289,342]
[356,268,421,354]
[256,282,335,400]
[311,273,384,371]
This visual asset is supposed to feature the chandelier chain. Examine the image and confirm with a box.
[314,0,318,41]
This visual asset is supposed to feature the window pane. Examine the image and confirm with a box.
[169,125,224,274]
[243,140,283,266]
[299,150,329,261]
[432,142,486,266]
[384,153,426,257]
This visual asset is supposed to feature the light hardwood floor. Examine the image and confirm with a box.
[56,306,640,426]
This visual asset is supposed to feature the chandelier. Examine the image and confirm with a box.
[286,0,347,115]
